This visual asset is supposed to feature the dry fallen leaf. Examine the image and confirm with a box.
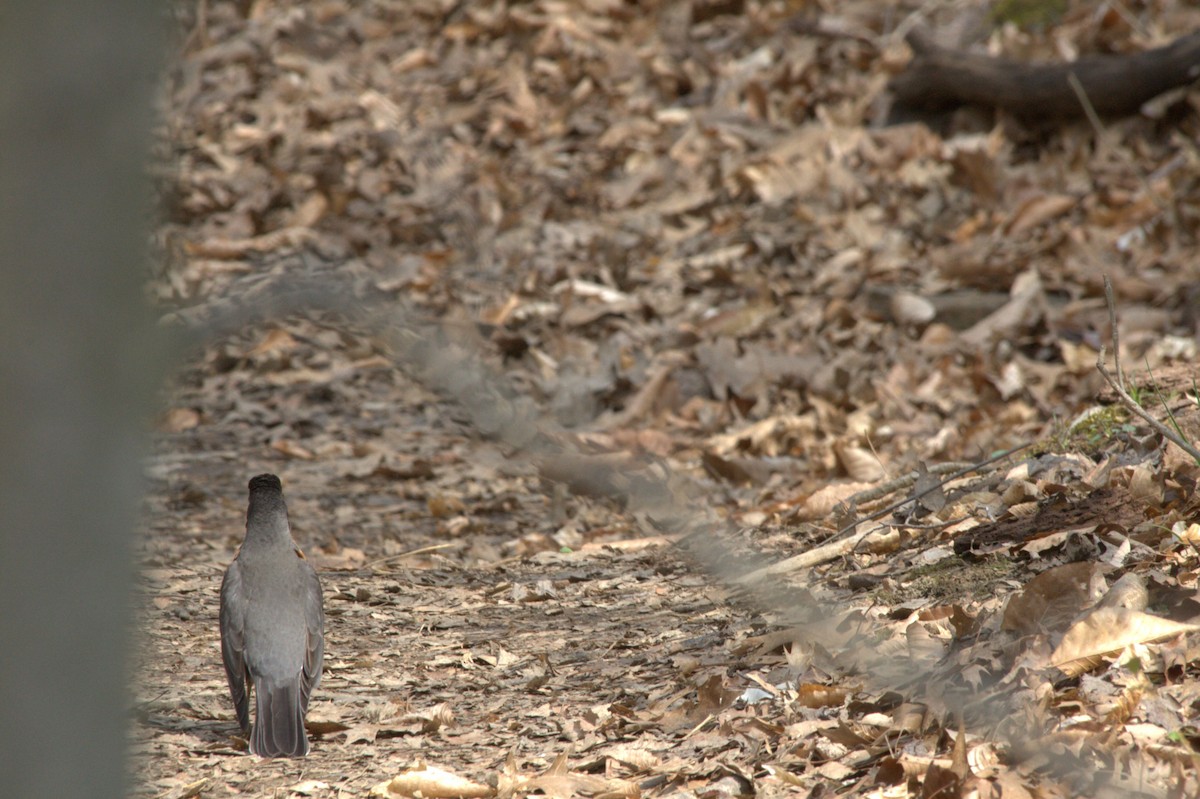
[1127,462,1163,505]
[1052,608,1200,677]
[834,442,885,482]
[889,290,936,326]
[501,753,640,799]
[159,407,201,432]
[1003,192,1076,235]
[1001,562,1107,636]
[798,481,872,521]
[290,780,330,795]
[248,327,300,357]
[797,683,846,708]
[270,439,316,460]
[369,762,491,799]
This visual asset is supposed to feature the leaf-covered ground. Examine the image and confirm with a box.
[137,1,1200,797]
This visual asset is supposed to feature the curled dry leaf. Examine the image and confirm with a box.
[247,327,300,357]
[906,621,947,663]
[894,754,956,780]
[1096,572,1148,611]
[270,439,315,460]
[835,442,885,482]
[1172,520,1200,546]
[794,482,871,522]
[158,779,208,799]
[503,753,640,799]
[1127,462,1163,505]
[401,702,455,734]
[1001,479,1041,506]
[891,702,931,735]
[513,773,640,799]
[1001,561,1107,636]
[369,762,491,799]
[1005,501,1039,518]
[990,360,1025,400]
[1003,192,1076,235]
[797,683,846,709]
[184,226,319,259]
[269,366,342,388]
[707,414,817,458]
[600,743,660,771]
[862,527,902,554]
[959,269,1044,348]
[701,451,767,485]
[889,290,936,326]
[1083,456,1115,489]
[1059,339,1099,374]
[967,742,1002,778]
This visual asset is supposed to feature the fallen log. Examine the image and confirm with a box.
[888,27,1200,121]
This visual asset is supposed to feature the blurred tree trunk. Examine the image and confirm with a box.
[0,3,162,797]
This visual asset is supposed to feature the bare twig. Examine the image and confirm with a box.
[1067,71,1106,141]
[733,443,1034,583]
[732,526,874,582]
[833,442,1034,539]
[365,542,460,569]
[841,461,971,507]
[1096,347,1200,462]
[1103,275,1124,394]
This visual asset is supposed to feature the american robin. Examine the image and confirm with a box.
[219,474,324,757]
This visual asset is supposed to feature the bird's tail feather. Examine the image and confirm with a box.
[249,678,309,757]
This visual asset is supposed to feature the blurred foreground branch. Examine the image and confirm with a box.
[0,2,163,798]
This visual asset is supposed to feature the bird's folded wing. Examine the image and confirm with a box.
[219,560,250,726]
[301,565,324,700]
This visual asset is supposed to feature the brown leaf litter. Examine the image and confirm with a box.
[140,1,1200,797]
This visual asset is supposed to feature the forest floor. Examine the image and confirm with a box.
[135,1,1200,797]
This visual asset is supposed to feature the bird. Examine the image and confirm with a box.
[219,473,324,757]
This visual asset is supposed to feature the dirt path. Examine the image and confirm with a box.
[134,349,764,797]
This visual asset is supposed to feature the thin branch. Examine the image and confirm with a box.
[733,526,873,581]
[735,442,1035,582]
[842,461,972,507]
[834,441,1034,539]
[891,515,973,532]
[366,542,460,570]
[1067,70,1106,141]
[1103,276,1124,394]
[1097,347,1200,463]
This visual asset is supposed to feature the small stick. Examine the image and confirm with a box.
[1067,71,1106,142]
[366,542,460,569]
[735,442,1033,582]
[834,441,1033,539]
[842,461,973,507]
[1096,346,1200,461]
[1068,77,1165,216]
[1103,275,1124,394]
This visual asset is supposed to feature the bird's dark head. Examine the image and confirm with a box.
[249,473,283,494]
[244,473,289,541]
